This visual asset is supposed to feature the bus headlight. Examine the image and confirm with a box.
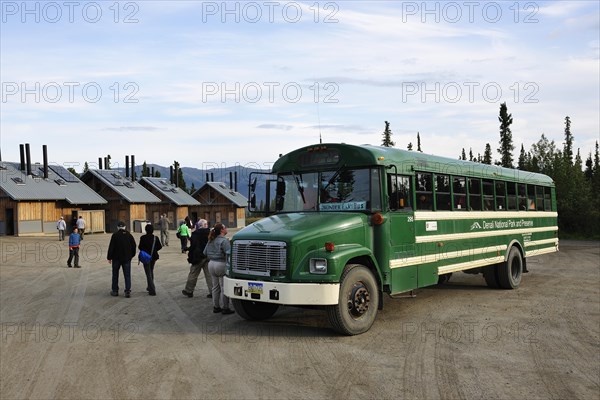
[309,258,327,274]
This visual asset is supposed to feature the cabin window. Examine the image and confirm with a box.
[482,179,494,210]
[416,172,433,210]
[435,174,451,211]
[388,174,412,210]
[495,181,506,210]
[452,176,466,210]
[518,183,527,210]
[468,178,482,211]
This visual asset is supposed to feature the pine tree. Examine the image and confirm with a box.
[469,148,474,161]
[461,148,466,160]
[142,161,150,177]
[83,162,89,173]
[417,132,422,152]
[563,116,574,165]
[173,161,187,191]
[407,142,413,151]
[584,152,593,180]
[483,143,492,165]
[381,121,395,147]
[497,102,514,168]
[518,144,527,170]
[67,167,80,178]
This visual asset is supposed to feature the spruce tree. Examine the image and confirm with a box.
[497,102,514,168]
[407,142,413,151]
[469,148,474,161]
[381,121,395,147]
[417,132,422,152]
[483,143,493,165]
[518,144,527,170]
[563,116,574,165]
[461,148,466,160]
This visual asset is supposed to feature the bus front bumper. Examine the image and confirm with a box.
[224,277,340,305]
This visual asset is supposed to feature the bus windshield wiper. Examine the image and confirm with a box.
[322,164,346,192]
[292,172,306,204]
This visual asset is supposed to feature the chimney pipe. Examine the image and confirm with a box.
[25,143,32,176]
[19,144,25,171]
[98,157,102,170]
[234,171,238,192]
[125,155,129,178]
[42,145,49,179]
[104,157,108,170]
[205,173,209,183]
[170,166,173,184]
[229,171,233,189]
[151,166,155,177]
[131,155,135,181]
[174,165,179,187]
[211,172,214,182]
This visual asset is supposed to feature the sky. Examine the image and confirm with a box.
[1,0,599,173]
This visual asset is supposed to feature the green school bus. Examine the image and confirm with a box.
[223,143,558,335]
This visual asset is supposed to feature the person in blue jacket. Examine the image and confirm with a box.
[67,227,81,268]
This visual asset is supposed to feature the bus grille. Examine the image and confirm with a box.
[232,240,287,276]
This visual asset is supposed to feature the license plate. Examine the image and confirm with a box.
[247,282,263,294]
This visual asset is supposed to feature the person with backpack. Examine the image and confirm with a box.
[138,224,162,296]
[182,219,213,298]
[177,220,190,253]
[204,223,233,314]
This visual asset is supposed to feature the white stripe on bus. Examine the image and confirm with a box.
[524,238,559,247]
[390,245,507,269]
[415,226,558,244]
[437,256,506,275]
[414,211,558,220]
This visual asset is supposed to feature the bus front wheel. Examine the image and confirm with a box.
[498,247,523,289]
[232,299,279,320]
[327,264,379,335]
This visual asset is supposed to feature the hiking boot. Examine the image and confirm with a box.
[110,291,118,296]
[213,307,222,313]
[125,291,131,298]
[182,290,193,298]
[221,308,234,315]
[206,293,213,298]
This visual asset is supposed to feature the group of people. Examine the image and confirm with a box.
[181,220,234,314]
[58,214,233,314]
[106,221,162,298]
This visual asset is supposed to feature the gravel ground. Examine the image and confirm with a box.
[1,234,598,400]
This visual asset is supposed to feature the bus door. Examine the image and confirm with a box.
[387,174,417,293]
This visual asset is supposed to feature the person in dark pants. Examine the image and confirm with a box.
[107,221,137,298]
[182,219,212,298]
[138,224,162,296]
[67,227,81,268]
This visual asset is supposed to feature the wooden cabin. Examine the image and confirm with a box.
[0,161,107,236]
[138,177,200,228]
[80,169,160,232]
[190,182,247,228]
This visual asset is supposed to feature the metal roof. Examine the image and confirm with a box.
[139,177,200,206]
[0,162,107,204]
[194,182,248,207]
[81,169,161,203]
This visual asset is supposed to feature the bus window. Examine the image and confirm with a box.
[518,183,527,210]
[482,179,494,210]
[388,174,412,210]
[452,176,466,210]
[507,182,517,210]
[468,178,482,211]
[544,186,552,210]
[495,181,506,210]
[536,186,545,211]
[527,185,536,210]
[416,172,433,210]
[435,174,451,211]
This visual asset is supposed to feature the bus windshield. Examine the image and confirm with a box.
[276,168,381,212]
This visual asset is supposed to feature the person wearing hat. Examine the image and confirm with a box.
[56,216,66,241]
[182,219,212,298]
[107,221,137,297]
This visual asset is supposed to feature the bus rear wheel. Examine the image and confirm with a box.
[498,247,523,289]
[327,264,379,335]
[232,299,279,320]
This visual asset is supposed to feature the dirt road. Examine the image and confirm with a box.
[1,235,598,399]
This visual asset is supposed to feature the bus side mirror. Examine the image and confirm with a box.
[250,193,256,209]
[276,178,285,196]
[250,177,257,193]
